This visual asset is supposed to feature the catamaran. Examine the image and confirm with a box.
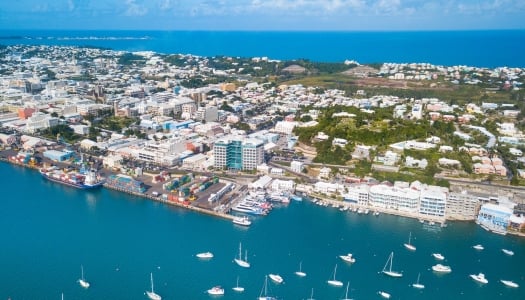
[412,273,425,289]
[146,273,161,300]
[295,261,307,277]
[78,265,90,289]
[234,242,250,268]
[403,232,416,251]
[327,264,344,287]
[381,252,403,278]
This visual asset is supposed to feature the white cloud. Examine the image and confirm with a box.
[125,0,148,16]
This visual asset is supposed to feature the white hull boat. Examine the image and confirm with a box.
[269,274,283,284]
[327,264,343,287]
[432,264,452,273]
[382,252,403,278]
[412,273,425,289]
[378,291,391,299]
[232,216,251,226]
[432,253,445,260]
[473,244,484,251]
[207,286,225,295]
[234,242,250,268]
[146,273,162,300]
[232,276,244,292]
[470,273,488,284]
[196,252,214,259]
[78,265,90,289]
[403,232,416,251]
[295,261,307,277]
[502,249,514,256]
[501,280,519,288]
[258,275,277,300]
[339,253,356,263]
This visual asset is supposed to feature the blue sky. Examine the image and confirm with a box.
[1,0,524,31]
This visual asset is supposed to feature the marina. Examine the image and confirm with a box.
[0,162,524,299]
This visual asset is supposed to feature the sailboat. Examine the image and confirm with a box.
[146,273,161,300]
[381,252,403,277]
[403,232,416,251]
[341,281,353,300]
[295,261,307,277]
[232,276,245,292]
[78,265,90,288]
[327,264,344,287]
[306,288,315,300]
[234,242,250,268]
[412,273,425,289]
[258,275,276,300]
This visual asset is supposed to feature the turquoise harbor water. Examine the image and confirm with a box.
[1,30,525,68]
[1,162,524,299]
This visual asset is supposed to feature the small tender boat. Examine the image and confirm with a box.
[432,264,452,273]
[207,286,225,295]
[473,244,484,251]
[339,253,356,263]
[500,280,519,288]
[432,253,445,260]
[196,252,214,259]
[269,274,283,284]
[502,249,514,256]
[378,291,391,299]
[470,273,488,284]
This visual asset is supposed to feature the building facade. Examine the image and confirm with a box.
[213,137,264,171]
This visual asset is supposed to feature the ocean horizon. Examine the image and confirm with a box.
[1,29,525,68]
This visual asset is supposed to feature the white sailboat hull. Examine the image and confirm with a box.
[146,291,162,300]
[327,280,343,287]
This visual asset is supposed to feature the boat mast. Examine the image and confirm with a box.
[150,273,155,293]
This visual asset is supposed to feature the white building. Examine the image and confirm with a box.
[477,203,513,233]
[274,121,298,135]
[25,112,59,133]
[419,186,448,218]
[182,153,208,170]
[368,183,419,213]
[313,181,343,195]
[343,184,370,205]
[446,191,480,220]
[290,160,304,173]
[271,179,295,192]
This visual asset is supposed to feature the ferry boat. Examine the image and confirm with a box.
[432,264,452,273]
[470,273,488,284]
[500,280,519,288]
[40,167,104,189]
[207,286,224,295]
[232,216,251,226]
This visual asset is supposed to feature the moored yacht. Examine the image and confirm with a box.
[502,248,514,256]
[470,273,488,284]
[500,280,519,288]
[473,244,484,251]
[269,274,283,284]
[432,253,445,260]
[339,253,356,263]
[378,291,391,299]
[207,286,224,295]
[196,252,214,259]
[327,264,343,287]
[432,264,452,273]
[232,216,251,226]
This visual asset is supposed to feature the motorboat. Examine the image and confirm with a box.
[470,273,488,284]
[269,274,283,284]
[146,273,161,300]
[500,280,519,288]
[295,261,307,277]
[327,264,343,287]
[381,252,403,278]
[232,276,244,292]
[234,242,250,268]
[473,244,484,251]
[432,253,445,260]
[403,232,416,251]
[207,286,225,295]
[339,253,356,263]
[196,252,214,259]
[232,216,251,226]
[432,264,452,273]
[378,291,391,299]
[502,249,514,256]
[78,265,90,289]
[412,273,425,289]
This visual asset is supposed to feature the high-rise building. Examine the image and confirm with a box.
[213,137,264,170]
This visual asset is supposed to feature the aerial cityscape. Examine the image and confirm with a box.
[1,1,525,300]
